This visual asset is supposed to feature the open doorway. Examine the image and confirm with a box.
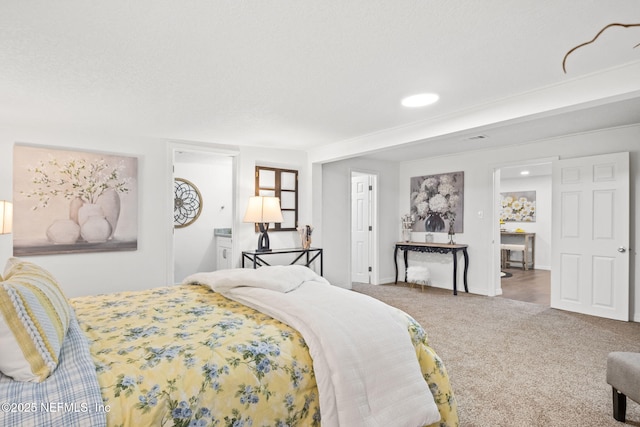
[497,162,552,305]
[172,148,235,283]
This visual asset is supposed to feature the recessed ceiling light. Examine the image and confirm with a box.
[520,170,530,176]
[401,93,439,108]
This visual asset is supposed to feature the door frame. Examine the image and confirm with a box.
[492,156,557,297]
[166,141,238,284]
[350,169,379,286]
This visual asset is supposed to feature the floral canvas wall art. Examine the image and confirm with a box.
[13,145,138,255]
[410,171,464,233]
[500,191,536,222]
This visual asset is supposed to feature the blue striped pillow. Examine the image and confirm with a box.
[0,258,71,382]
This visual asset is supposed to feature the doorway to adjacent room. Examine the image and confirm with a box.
[170,143,237,284]
[499,268,550,305]
[497,161,552,306]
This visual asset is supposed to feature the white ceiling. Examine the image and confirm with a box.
[1,1,639,163]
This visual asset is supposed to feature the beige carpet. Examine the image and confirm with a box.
[352,282,640,427]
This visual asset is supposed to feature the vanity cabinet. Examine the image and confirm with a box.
[216,235,232,270]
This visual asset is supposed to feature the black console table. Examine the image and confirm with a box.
[394,242,469,295]
[242,247,323,276]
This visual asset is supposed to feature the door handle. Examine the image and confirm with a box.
[618,246,627,253]
[223,248,227,259]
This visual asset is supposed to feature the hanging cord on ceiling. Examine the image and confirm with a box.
[562,22,640,73]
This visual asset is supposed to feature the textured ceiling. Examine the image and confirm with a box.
[1,1,639,162]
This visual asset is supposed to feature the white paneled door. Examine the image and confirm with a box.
[351,174,371,283]
[551,152,630,320]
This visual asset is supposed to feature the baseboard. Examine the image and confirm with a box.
[378,276,488,296]
[378,275,396,285]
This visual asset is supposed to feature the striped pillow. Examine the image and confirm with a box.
[0,258,71,382]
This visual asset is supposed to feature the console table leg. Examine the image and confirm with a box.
[452,251,458,295]
[462,248,469,293]
[394,247,399,284]
[403,250,409,282]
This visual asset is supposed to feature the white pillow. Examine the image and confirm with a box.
[185,265,329,294]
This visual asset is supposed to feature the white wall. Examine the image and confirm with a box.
[320,157,399,288]
[319,124,639,319]
[173,153,233,282]
[397,125,639,319]
[3,123,637,318]
[500,174,552,269]
[0,129,312,297]
[0,128,170,297]
[233,146,312,271]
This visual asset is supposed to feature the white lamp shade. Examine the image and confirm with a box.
[243,196,283,223]
[0,201,13,234]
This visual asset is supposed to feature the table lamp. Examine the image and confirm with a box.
[0,200,12,235]
[243,196,283,252]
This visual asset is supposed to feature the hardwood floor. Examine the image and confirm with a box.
[499,267,550,306]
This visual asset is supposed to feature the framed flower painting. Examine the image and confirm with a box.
[13,144,138,255]
[410,171,464,233]
[500,191,536,222]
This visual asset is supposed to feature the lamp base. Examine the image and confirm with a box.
[257,223,271,252]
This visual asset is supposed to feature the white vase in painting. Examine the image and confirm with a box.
[97,188,121,239]
[46,219,80,244]
[80,215,112,243]
[77,203,104,226]
[77,204,111,243]
[69,198,83,224]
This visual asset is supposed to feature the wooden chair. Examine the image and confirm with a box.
[500,243,528,270]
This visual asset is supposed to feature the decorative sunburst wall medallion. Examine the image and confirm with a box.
[174,178,203,228]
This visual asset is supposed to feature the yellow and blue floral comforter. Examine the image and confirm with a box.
[71,284,458,427]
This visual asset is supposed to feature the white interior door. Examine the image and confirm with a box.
[351,174,371,283]
[551,152,630,321]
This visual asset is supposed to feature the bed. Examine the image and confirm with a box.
[0,258,458,427]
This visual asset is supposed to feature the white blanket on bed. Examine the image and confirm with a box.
[184,266,440,427]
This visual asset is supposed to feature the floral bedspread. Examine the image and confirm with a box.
[71,284,458,427]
